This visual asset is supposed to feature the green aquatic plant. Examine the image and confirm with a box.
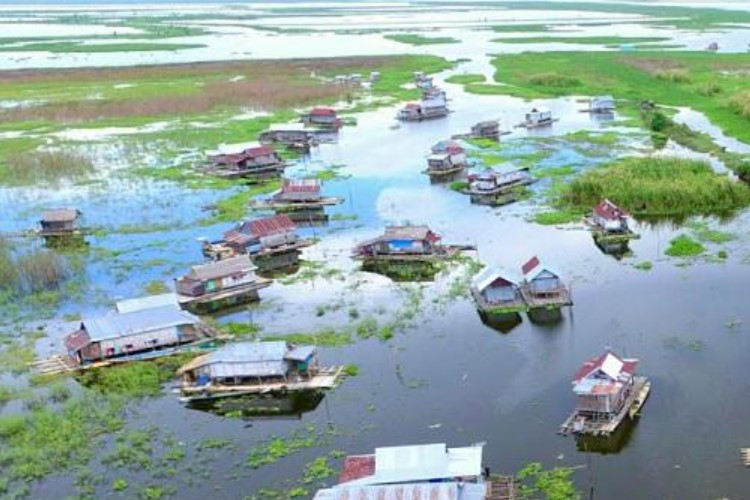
[665,235,705,257]
[517,462,580,500]
[445,74,486,85]
[384,34,459,45]
[533,210,582,226]
[634,261,653,271]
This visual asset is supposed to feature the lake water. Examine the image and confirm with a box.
[3,2,750,499]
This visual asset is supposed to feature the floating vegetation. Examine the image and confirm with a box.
[634,261,653,271]
[533,210,582,226]
[686,220,735,244]
[665,235,705,258]
[246,426,321,469]
[445,74,486,85]
[384,34,459,45]
[77,354,197,397]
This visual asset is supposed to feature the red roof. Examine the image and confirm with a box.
[238,214,296,238]
[311,107,337,116]
[405,103,420,109]
[573,351,638,383]
[64,329,90,352]
[339,455,375,484]
[244,145,275,158]
[594,199,627,221]
[521,256,540,277]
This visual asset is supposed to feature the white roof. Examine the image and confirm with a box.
[472,266,517,292]
[427,153,450,161]
[269,123,309,132]
[347,443,483,486]
[600,352,624,380]
[115,293,179,314]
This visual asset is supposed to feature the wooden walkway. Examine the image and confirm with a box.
[559,377,649,436]
[180,366,344,402]
[486,476,518,500]
[31,355,78,375]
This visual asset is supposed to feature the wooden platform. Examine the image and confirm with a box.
[583,217,640,243]
[31,354,78,375]
[424,165,466,177]
[471,288,527,314]
[354,244,474,262]
[740,448,750,466]
[179,366,344,402]
[249,196,344,210]
[559,376,650,436]
[519,285,573,310]
[204,164,286,179]
[177,279,272,307]
[486,476,518,500]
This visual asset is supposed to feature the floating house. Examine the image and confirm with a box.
[471,120,501,140]
[204,214,312,270]
[354,225,447,261]
[707,41,719,51]
[314,443,517,500]
[398,95,448,121]
[559,350,650,436]
[175,255,272,312]
[259,124,318,150]
[519,256,573,309]
[177,341,343,402]
[269,178,343,208]
[115,293,179,314]
[39,209,82,237]
[63,306,215,367]
[520,107,555,128]
[370,71,380,82]
[207,146,285,179]
[464,167,535,206]
[585,199,640,248]
[589,95,616,114]
[425,141,467,178]
[471,267,526,314]
[300,107,342,129]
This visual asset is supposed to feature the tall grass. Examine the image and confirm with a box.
[729,90,750,119]
[559,157,750,216]
[653,68,692,83]
[527,73,580,88]
[3,150,93,185]
[0,238,69,295]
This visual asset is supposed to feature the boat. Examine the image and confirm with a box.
[629,380,651,419]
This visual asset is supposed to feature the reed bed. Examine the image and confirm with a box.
[0,239,69,295]
[3,150,93,184]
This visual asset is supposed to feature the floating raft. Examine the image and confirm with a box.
[471,288,527,315]
[179,366,344,403]
[559,376,650,436]
[249,196,344,210]
[583,217,640,243]
[177,279,272,308]
[519,284,573,310]
[353,244,475,262]
[487,476,519,500]
[741,448,750,466]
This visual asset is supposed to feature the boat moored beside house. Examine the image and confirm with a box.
[559,350,650,436]
[519,256,573,309]
[175,255,272,312]
[177,341,343,402]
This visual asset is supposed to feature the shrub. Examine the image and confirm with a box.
[665,235,705,257]
[729,90,750,119]
[654,69,691,83]
[527,73,580,88]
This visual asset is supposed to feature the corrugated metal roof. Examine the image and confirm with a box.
[185,341,299,378]
[314,482,485,500]
[115,293,179,314]
[310,107,337,116]
[286,345,317,362]
[82,306,200,342]
[384,225,435,241]
[522,256,559,282]
[186,255,256,281]
[282,178,321,193]
[472,267,517,293]
[341,444,483,486]
[41,209,80,222]
[239,214,297,238]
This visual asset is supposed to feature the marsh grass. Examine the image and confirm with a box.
[0,239,70,296]
[560,157,750,217]
[527,73,581,88]
[654,68,692,83]
[77,354,197,397]
[729,90,750,119]
[384,34,459,45]
[665,235,705,257]
[2,150,93,185]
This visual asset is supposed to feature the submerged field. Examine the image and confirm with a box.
[4,1,750,499]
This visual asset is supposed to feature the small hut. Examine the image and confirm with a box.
[398,95,448,121]
[274,178,323,203]
[177,341,342,401]
[425,142,467,177]
[560,350,650,436]
[707,41,719,51]
[465,167,535,206]
[522,107,554,128]
[175,255,271,311]
[370,71,380,82]
[259,124,317,150]
[471,120,501,139]
[354,225,443,259]
[519,256,572,309]
[39,209,81,237]
[208,146,284,178]
[591,199,629,233]
[589,95,616,114]
[471,267,526,313]
[300,107,342,129]
[64,306,211,366]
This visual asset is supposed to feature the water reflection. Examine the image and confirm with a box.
[575,418,639,455]
[593,237,632,260]
[186,391,325,421]
[527,307,565,328]
[478,310,523,335]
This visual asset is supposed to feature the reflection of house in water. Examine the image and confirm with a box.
[478,310,523,335]
[575,416,639,454]
[527,306,564,327]
[315,442,518,500]
[187,390,325,420]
